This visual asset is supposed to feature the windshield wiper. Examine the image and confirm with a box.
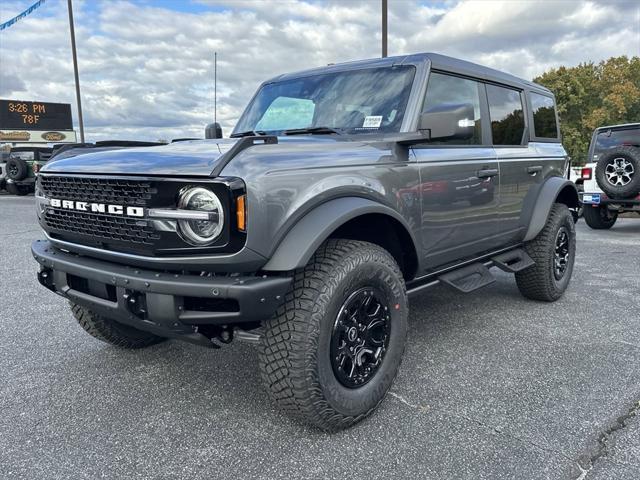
[230,130,268,138]
[283,126,341,136]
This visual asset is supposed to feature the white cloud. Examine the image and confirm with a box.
[0,0,638,142]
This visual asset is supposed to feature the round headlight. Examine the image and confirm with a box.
[177,187,224,246]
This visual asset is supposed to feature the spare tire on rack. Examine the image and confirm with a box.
[595,146,640,199]
[5,158,29,181]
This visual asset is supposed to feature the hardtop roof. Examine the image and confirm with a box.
[266,52,552,95]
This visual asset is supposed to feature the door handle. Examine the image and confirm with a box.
[477,168,498,178]
[527,166,543,175]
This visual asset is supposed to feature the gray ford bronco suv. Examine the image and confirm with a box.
[32,53,578,431]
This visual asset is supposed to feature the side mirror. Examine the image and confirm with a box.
[205,122,223,139]
[419,103,476,141]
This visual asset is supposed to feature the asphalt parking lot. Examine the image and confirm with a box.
[1,194,639,480]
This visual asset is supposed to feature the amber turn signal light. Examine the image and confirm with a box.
[236,194,246,232]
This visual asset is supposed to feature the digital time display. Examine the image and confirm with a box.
[0,100,73,131]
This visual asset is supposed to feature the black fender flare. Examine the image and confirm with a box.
[523,177,579,242]
[262,197,419,271]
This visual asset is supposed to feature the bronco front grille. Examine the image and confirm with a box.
[39,175,162,252]
[39,175,156,207]
[37,174,242,256]
[44,209,160,245]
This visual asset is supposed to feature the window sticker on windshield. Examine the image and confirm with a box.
[363,115,383,128]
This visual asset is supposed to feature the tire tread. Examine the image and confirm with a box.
[258,239,406,431]
[515,203,575,302]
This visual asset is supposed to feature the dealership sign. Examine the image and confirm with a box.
[0,129,77,143]
[0,100,76,143]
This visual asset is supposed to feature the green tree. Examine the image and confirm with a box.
[534,56,640,164]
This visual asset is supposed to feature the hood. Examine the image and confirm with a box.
[41,136,364,177]
[42,139,242,177]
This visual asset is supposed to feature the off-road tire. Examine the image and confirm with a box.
[516,203,576,302]
[583,205,618,230]
[5,158,28,181]
[5,182,30,196]
[70,303,166,348]
[259,239,408,432]
[595,146,640,199]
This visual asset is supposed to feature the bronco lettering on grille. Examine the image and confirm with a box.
[49,199,144,217]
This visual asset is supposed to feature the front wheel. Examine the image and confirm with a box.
[583,205,618,229]
[259,239,408,431]
[516,203,576,302]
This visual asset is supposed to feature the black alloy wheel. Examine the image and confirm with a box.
[330,287,391,388]
[553,227,570,281]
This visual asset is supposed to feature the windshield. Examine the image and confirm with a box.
[234,66,416,135]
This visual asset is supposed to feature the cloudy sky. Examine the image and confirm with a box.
[1,0,638,141]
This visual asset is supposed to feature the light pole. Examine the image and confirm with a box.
[214,51,217,125]
[67,0,85,142]
[382,0,388,58]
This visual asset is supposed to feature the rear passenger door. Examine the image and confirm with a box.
[413,72,500,271]
[486,84,542,245]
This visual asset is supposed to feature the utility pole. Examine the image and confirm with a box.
[67,0,85,142]
[382,0,388,58]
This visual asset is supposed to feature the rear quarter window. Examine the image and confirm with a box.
[530,93,558,139]
[486,84,526,145]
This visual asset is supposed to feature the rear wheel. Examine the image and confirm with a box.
[259,239,408,431]
[70,303,166,348]
[516,203,576,302]
[583,205,618,230]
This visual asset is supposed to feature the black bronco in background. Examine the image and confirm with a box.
[32,53,578,430]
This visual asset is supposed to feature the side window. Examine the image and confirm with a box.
[422,72,482,145]
[530,93,558,139]
[486,84,525,145]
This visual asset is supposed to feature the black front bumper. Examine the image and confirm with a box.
[32,240,290,346]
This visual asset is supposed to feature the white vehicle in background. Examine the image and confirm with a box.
[580,123,640,229]
[0,155,7,191]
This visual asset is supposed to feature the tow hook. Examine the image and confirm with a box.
[37,268,55,291]
[123,290,148,319]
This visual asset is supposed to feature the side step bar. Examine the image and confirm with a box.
[407,247,535,296]
[438,263,495,293]
[492,248,534,273]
